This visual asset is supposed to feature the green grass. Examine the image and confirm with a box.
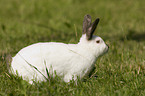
[0,0,145,95]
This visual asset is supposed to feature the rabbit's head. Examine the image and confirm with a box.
[79,15,109,57]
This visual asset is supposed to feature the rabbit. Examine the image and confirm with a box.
[9,14,109,84]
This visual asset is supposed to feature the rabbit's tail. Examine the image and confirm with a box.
[6,54,12,72]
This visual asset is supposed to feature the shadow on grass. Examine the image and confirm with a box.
[121,30,145,42]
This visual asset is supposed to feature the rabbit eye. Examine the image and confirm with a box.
[96,40,100,43]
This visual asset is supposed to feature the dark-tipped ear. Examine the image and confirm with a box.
[86,18,100,40]
[82,15,92,34]
[90,18,100,35]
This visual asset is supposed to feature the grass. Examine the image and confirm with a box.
[0,0,145,95]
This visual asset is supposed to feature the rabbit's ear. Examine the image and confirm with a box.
[90,18,100,36]
[86,18,100,40]
[82,15,100,40]
[82,15,92,35]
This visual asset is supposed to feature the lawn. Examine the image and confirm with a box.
[0,0,145,95]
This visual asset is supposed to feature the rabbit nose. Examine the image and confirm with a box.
[105,44,109,53]
[105,41,110,50]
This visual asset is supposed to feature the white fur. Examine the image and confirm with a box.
[10,34,108,84]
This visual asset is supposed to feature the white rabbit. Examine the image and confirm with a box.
[9,15,109,84]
